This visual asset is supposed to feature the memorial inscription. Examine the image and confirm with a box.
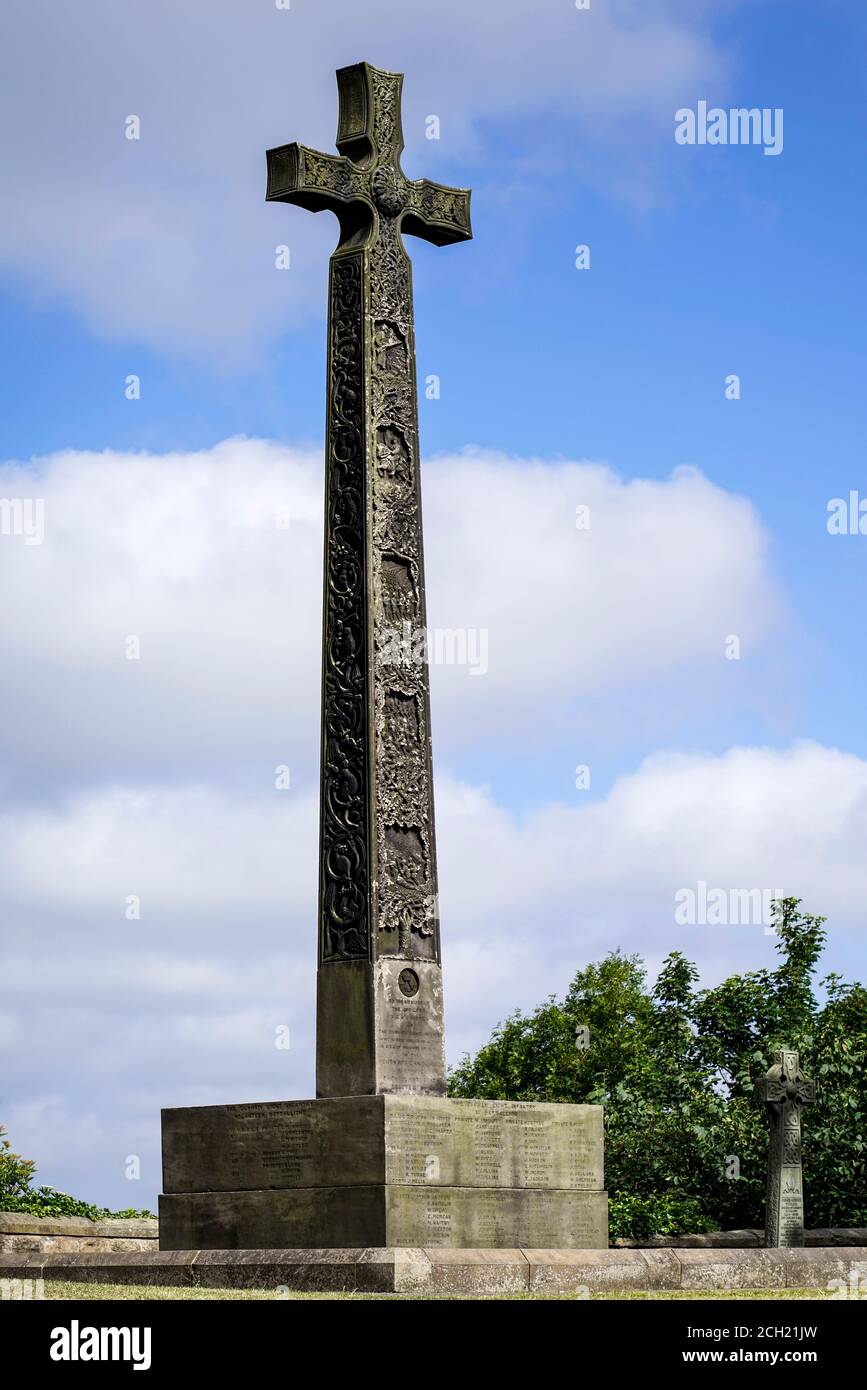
[755,1049,816,1248]
[159,1184,608,1252]
[162,1096,604,1195]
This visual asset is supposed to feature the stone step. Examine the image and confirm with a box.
[3,1245,866,1295]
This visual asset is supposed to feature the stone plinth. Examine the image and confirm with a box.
[160,1095,607,1251]
[6,1245,867,1295]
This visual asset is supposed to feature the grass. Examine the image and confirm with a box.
[34,1282,837,1301]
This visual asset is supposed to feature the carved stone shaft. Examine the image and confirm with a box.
[755,1049,816,1248]
[267,62,471,1097]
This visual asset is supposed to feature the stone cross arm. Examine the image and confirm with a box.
[265,62,472,247]
[756,1075,816,1106]
[755,1052,816,1110]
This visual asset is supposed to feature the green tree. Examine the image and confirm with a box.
[448,899,867,1239]
[0,1126,36,1199]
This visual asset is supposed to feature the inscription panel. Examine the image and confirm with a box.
[387,1186,608,1250]
[162,1098,384,1194]
[384,1097,604,1190]
[162,1094,604,1194]
[373,958,446,1094]
[777,1166,805,1245]
[159,1185,609,1252]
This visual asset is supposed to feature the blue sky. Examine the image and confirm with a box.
[1,0,866,1208]
[3,0,866,779]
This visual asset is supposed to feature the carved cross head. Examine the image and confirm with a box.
[755,1049,816,1114]
[266,61,472,250]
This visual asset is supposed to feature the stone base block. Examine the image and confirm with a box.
[162,1094,604,1192]
[159,1186,608,1251]
[160,1093,607,1251]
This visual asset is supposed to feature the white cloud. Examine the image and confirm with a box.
[0,439,323,794]
[0,0,733,359]
[425,450,781,741]
[0,438,782,797]
[438,741,867,988]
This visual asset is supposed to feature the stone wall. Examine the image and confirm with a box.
[4,1212,864,1256]
[615,1228,867,1249]
[0,1214,158,1254]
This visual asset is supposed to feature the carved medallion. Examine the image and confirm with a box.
[398,968,420,997]
[372,164,406,217]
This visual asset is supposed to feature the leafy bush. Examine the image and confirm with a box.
[0,1126,153,1220]
[0,1188,153,1220]
[449,899,867,1241]
[0,1126,36,1199]
[608,1193,717,1242]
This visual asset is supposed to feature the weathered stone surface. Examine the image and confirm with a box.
[614,1229,761,1249]
[615,1227,867,1249]
[419,1247,529,1294]
[160,1188,383,1251]
[7,1246,864,1294]
[782,1247,867,1291]
[162,1094,604,1194]
[385,1186,607,1249]
[194,1248,361,1292]
[383,1097,603,1191]
[267,62,472,1100]
[677,1248,788,1291]
[315,962,376,1099]
[162,1096,384,1192]
[526,1247,672,1294]
[372,959,447,1096]
[633,1249,684,1289]
[807,1227,867,1247]
[160,1185,608,1251]
[0,1216,156,1238]
[0,1214,158,1255]
[756,1048,816,1248]
[0,1233,156,1254]
[5,1250,197,1287]
[0,1253,44,1282]
[355,1247,434,1293]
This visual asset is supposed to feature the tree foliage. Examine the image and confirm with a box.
[0,1125,36,1199]
[448,900,866,1239]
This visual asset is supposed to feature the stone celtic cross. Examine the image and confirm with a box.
[266,63,471,1098]
[755,1049,816,1247]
